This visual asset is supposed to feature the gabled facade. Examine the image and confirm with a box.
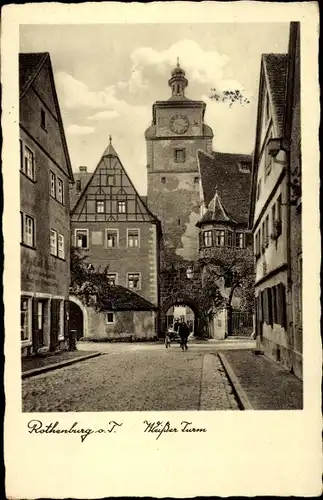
[19,52,74,356]
[249,24,302,379]
[70,138,161,313]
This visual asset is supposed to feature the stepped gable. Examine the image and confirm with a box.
[198,150,252,225]
[262,53,289,136]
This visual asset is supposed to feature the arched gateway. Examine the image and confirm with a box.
[159,269,202,337]
[68,295,88,339]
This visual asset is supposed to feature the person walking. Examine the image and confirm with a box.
[178,320,189,351]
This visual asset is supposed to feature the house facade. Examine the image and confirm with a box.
[20,53,74,356]
[249,22,302,379]
[69,138,161,339]
[197,151,253,338]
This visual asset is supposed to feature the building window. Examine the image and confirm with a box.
[22,214,35,247]
[128,273,141,290]
[255,231,261,258]
[76,179,82,192]
[21,297,31,342]
[106,229,118,248]
[161,177,166,184]
[75,229,88,249]
[50,171,56,198]
[261,222,265,252]
[271,195,282,239]
[194,177,199,184]
[117,200,126,213]
[266,216,270,244]
[96,200,105,213]
[256,180,261,201]
[277,195,282,222]
[235,232,244,249]
[215,230,225,247]
[107,175,115,186]
[178,218,181,225]
[272,286,278,324]
[227,230,233,247]
[40,108,47,130]
[105,312,114,324]
[107,273,117,285]
[174,149,185,163]
[50,229,58,256]
[127,229,139,248]
[21,145,35,181]
[271,203,276,232]
[58,234,65,259]
[57,178,64,204]
[203,230,213,247]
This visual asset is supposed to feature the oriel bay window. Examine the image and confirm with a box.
[203,230,213,247]
[127,229,139,248]
[227,230,233,247]
[128,273,141,290]
[106,229,118,248]
[75,229,89,249]
[215,230,225,247]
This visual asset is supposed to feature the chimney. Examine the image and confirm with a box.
[79,166,87,173]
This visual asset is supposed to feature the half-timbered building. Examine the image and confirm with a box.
[70,138,161,340]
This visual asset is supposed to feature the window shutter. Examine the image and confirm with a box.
[50,299,60,350]
[259,292,263,322]
[280,284,287,329]
[32,298,38,350]
[263,289,269,324]
[267,288,273,326]
[64,300,69,341]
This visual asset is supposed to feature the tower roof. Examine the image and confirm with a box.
[168,58,188,100]
[196,189,238,227]
[102,135,118,158]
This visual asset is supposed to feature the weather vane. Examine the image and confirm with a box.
[177,56,180,67]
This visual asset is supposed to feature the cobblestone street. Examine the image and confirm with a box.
[22,343,238,412]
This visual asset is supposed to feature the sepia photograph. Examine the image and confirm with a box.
[2,2,321,498]
[18,21,304,413]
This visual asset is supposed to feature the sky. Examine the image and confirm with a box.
[20,23,289,194]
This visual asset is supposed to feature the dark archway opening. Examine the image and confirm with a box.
[161,297,200,337]
[69,301,84,340]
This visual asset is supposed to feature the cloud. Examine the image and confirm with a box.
[120,39,235,94]
[55,71,119,110]
[88,110,120,121]
[67,124,95,135]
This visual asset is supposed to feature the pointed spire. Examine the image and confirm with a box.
[177,56,180,67]
[103,135,118,158]
[211,188,237,223]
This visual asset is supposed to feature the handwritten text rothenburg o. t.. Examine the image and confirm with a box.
[27,420,123,443]
[143,420,207,439]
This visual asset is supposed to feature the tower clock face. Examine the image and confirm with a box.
[169,114,189,134]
